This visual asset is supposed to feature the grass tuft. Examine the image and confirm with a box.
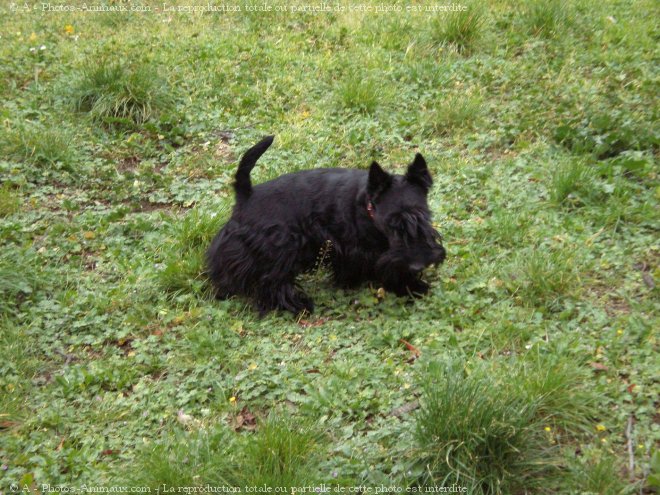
[566,450,627,495]
[125,416,324,487]
[431,4,485,52]
[501,247,580,310]
[238,415,324,486]
[125,428,235,488]
[338,73,381,114]
[549,159,596,207]
[1,124,74,167]
[72,57,172,126]
[0,183,20,216]
[523,0,568,38]
[0,320,40,424]
[413,356,598,493]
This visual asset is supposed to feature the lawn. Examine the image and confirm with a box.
[1,1,658,493]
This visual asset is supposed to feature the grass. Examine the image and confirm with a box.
[425,93,482,136]
[523,0,569,38]
[338,73,381,114]
[431,2,485,52]
[71,57,172,126]
[568,451,628,495]
[0,249,40,317]
[0,1,658,492]
[549,158,597,207]
[124,416,324,488]
[0,184,20,217]
[413,356,597,493]
[0,124,74,167]
[501,247,581,310]
[156,206,228,295]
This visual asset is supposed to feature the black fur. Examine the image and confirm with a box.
[206,136,446,315]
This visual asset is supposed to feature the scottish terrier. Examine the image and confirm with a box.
[206,136,446,315]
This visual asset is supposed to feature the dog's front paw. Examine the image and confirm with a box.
[384,277,429,298]
[407,279,429,297]
[297,293,315,315]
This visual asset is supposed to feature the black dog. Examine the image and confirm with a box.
[206,136,446,315]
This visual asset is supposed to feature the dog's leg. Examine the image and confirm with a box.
[255,283,314,316]
[382,272,429,298]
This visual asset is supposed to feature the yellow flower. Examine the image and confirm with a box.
[229,396,236,404]
[248,362,258,371]
[64,25,75,34]
[596,424,606,432]
[544,426,552,432]
[616,329,623,336]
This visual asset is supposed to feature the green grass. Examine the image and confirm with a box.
[413,356,597,493]
[156,206,228,295]
[523,0,569,38]
[568,450,628,495]
[0,124,74,167]
[338,73,382,114]
[0,184,20,217]
[501,247,581,310]
[0,1,658,492]
[124,416,325,488]
[425,93,482,136]
[549,158,597,207]
[0,249,41,317]
[71,57,172,126]
[431,3,485,52]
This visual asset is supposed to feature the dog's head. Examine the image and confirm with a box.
[367,153,446,276]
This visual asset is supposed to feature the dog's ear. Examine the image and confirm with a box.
[406,153,432,192]
[368,161,392,198]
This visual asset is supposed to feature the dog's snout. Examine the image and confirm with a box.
[434,245,447,264]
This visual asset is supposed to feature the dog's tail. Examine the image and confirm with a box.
[234,135,274,202]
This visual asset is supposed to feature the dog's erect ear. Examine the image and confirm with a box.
[368,161,392,198]
[406,153,432,192]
